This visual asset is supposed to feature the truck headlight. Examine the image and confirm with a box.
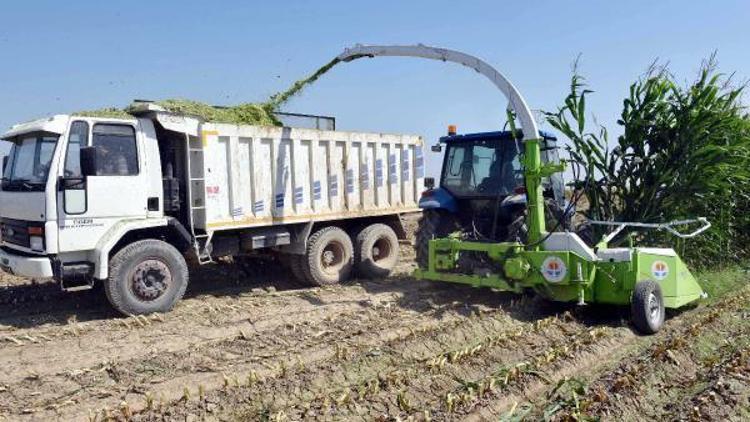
[30,236,44,251]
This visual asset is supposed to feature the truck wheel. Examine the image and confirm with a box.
[105,239,189,315]
[304,226,354,286]
[355,224,399,279]
[631,280,665,334]
[415,210,458,269]
[288,254,311,284]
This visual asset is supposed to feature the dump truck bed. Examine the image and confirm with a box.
[188,123,424,231]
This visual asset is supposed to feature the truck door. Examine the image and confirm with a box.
[57,120,149,253]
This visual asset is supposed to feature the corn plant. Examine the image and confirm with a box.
[546,56,750,266]
[542,377,597,421]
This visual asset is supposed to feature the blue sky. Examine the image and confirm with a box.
[1,1,748,177]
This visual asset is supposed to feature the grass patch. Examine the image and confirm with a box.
[695,266,750,300]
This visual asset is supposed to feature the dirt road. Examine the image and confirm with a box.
[0,243,748,421]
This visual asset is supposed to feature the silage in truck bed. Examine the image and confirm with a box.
[74,58,342,126]
[74,100,281,126]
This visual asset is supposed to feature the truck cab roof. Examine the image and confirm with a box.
[439,129,557,143]
[2,115,71,140]
[2,114,138,140]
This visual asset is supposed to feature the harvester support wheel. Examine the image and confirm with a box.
[631,280,665,334]
[355,223,399,279]
[415,210,458,269]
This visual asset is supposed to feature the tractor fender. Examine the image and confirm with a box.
[501,194,576,218]
[418,187,458,213]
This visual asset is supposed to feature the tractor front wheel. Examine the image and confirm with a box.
[631,280,665,334]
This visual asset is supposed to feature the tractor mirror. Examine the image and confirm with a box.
[80,146,100,177]
[424,177,435,189]
[431,144,442,153]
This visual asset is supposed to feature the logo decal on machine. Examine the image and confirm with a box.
[651,260,669,280]
[541,256,567,283]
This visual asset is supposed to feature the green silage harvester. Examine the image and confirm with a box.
[337,44,711,334]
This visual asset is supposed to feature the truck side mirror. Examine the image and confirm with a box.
[1,156,7,175]
[424,177,435,189]
[431,144,442,153]
[80,146,100,177]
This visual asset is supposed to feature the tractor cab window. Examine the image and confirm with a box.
[440,140,522,197]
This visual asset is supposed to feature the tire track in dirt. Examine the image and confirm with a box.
[0,260,424,374]
[0,270,517,420]
[505,284,750,422]
[668,343,750,421]
[577,298,750,421]
[124,299,605,421]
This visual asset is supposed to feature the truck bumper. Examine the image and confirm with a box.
[0,248,54,279]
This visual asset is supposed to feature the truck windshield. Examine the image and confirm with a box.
[440,139,523,197]
[1,134,59,191]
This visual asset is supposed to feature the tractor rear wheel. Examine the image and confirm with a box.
[415,210,458,269]
[631,280,665,334]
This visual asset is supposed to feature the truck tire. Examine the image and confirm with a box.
[631,280,665,334]
[304,226,354,286]
[355,223,399,279]
[288,254,311,284]
[105,239,189,316]
[415,210,458,269]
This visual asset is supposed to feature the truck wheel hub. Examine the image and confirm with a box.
[372,238,392,262]
[132,260,171,301]
[321,242,344,272]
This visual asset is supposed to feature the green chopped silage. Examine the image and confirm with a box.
[73,107,134,119]
[152,99,280,126]
[267,58,341,109]
[73,57,342,126]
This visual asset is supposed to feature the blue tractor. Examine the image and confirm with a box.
[416,127,571,268]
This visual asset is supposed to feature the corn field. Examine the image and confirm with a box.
[546,56,750,267]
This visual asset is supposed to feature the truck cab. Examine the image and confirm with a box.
[0,114,169,285]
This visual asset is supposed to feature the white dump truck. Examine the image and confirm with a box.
[0,102,423,315]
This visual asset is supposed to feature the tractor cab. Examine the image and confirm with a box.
[420,128,566,243]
